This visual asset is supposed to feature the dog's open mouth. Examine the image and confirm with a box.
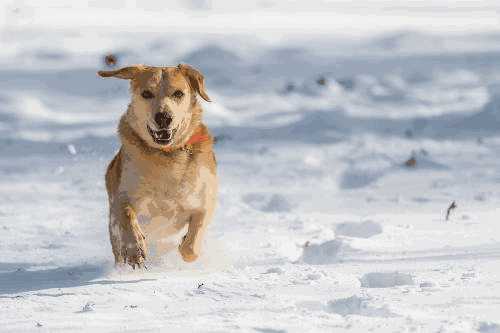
[147,125,172,145]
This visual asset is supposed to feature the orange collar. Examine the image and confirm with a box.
[161,127,210,153]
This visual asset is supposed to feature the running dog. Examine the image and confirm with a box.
[99,64,217,267]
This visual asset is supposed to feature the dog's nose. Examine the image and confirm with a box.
[154,112,172,129]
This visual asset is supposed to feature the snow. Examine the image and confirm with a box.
[1,1,500,332]
[326,295,395,317]
[359,272,414,288]
[335,221,383,238]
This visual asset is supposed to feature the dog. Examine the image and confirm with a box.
[98,64,217,268]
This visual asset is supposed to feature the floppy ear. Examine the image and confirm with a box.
[178,64,211,102]
[97,65,144,79]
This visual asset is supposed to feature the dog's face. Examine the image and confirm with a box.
[98,64,210,148]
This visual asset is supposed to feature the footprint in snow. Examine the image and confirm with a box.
[326,295,396,317]
[264,267,284,274]
[335,221,383,238]
[301,239,354,265]
[297,296,396,318]
[360,272,414,288]
[253,328,287,333]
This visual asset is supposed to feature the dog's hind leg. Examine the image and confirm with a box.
[178,210,212,262]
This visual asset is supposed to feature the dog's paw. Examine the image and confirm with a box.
[121,230,147,269]
[178,237,199,263]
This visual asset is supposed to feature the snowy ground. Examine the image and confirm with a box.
[1,1,500,332]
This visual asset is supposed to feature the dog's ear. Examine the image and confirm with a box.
[178,64,211,102]
[97,65,144,80]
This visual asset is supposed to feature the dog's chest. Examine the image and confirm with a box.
[133,195,182,231]
[119,156,205,222]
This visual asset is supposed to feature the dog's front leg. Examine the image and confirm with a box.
[109,203,147,268]
[179,211,211,262]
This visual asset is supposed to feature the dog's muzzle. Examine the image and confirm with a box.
[147,124,172,145]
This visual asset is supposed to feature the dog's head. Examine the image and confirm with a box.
[98,64,210,148]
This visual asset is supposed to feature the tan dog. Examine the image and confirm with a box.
[98,64,217,268]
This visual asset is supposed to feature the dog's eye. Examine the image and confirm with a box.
[141,90,155,99]
[172,90,184,99]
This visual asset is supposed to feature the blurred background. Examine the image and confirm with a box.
[2,0,500,142]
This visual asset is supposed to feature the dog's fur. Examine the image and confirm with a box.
[99,64,217,267]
